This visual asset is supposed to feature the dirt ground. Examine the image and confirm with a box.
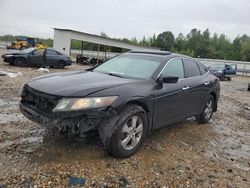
[0,48,249,187]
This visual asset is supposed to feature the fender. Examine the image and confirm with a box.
[116,96,154,135]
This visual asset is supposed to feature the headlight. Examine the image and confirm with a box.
[53,96,118,112]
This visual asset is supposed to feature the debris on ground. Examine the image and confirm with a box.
[67,176,86,187]
[37,68,49,73]
[0,70,22,78]
[0,71,6,76]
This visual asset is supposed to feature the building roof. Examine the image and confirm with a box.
[53,28,158,50]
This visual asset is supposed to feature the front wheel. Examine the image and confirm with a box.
[108,105,147,158]
[14,58,27,67]
[197,95,215,124]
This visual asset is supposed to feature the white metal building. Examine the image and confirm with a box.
[53,28,156,56]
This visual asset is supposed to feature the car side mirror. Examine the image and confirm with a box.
[160,76,179,83]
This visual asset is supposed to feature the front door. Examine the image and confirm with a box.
[28,49,45,66]
[153,58,187,128]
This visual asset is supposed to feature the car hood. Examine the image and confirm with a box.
[27,71,136,97]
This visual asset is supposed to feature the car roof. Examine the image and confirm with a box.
[46,47,56,51]
[128,49,171,56]
[128,50,191,58]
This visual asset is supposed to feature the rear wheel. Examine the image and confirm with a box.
[57,61,65,69]
[106,105,147,158]
[197,95,215,124]
[220,74,225,81]
[14,58,27,67]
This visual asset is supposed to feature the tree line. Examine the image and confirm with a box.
[1,28,250,61]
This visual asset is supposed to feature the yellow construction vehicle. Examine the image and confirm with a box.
[7,36,47,50]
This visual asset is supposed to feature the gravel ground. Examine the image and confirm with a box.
[0,48,249,187]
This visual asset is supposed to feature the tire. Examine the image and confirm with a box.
[197,95,215,124]
[57,61,65,69]
[228,77,231,81]
[14,57,27,67]
[107,105,147,158]
[220,74,225,81]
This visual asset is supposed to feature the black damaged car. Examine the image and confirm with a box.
[20,50,220,158]
[2,48,72,68]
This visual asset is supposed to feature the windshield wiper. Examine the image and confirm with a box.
[107,72,126,78]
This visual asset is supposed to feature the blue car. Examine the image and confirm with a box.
[209,64,237,81]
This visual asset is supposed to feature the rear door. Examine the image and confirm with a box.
[181,58,205,116]
[153,58,187,128]
[28,49,45,66]
[45,49,61,66]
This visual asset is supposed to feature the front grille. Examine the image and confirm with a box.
[21,85,59,113]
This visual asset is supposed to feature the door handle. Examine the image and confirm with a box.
[182,86,190,90]
[204,81,210,85]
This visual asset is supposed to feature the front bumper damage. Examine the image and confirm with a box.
[19,85,122,150]
[19,101,117,137]
[2,55,14,64]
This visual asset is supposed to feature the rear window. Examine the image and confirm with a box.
[183,59,201,78]
[197,61,208,75]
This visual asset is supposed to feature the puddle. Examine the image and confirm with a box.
[206,121,250,171]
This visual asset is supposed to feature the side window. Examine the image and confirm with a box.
[161,58,184,79]
[197,61,208,75]
[225,64,232,70]
[183,59,201,78]
[33,49,45,55]
[46,49,59,56]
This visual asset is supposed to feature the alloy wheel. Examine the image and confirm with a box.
[204,99,213,120]
[121,115,143,151]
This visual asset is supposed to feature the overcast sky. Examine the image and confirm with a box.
[0,0,250,40]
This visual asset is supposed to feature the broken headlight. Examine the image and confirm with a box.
[53,96,118,112]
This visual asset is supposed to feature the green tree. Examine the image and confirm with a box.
[174,33,186,52]
[232,37,242,60]
[241,39,250,61]
[156,31,175,50]
[149,34,157,47]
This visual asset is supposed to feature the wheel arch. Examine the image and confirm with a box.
[13,56,27,65]
[119,98,153,135]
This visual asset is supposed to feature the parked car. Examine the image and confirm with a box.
[20,50,220,158]
[2,48,72,68]
[209,63,237,81]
